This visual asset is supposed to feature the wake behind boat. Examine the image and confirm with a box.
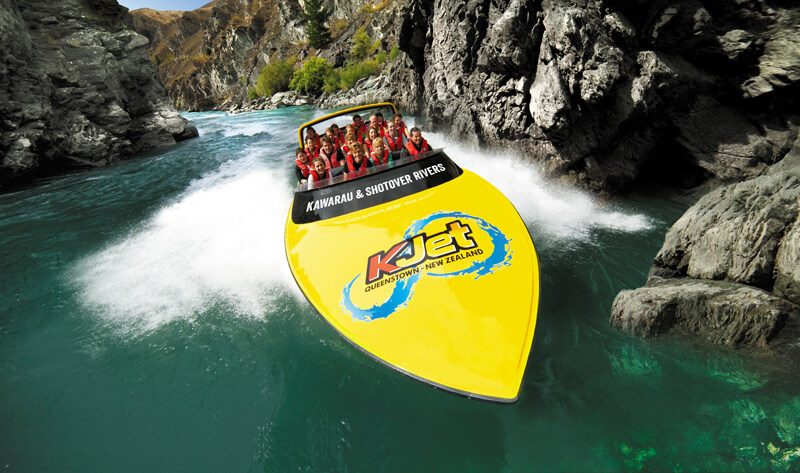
[284,103,540,402]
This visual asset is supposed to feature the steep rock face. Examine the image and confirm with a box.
[396,0,800,193]
[0,0,196,190]
[131,0,303,111]
[611,170,800,351]
[131,0,405,111]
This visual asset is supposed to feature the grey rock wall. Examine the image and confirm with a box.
[396,0,800,193]
[0,0,197,190]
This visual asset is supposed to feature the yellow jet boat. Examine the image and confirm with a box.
[284,103,539,402]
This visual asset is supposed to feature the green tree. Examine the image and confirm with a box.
[290,57,333,95]
[256,58,295,96]
[389,45,400,61]
[303,0,332,49]
[351,27,373,61]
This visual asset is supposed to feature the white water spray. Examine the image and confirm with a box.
[74,154,298,335]
[425,132,652,241]
[74,113,652,335]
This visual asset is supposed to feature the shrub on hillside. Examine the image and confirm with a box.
[337,59,380,91]
[256,58,295,96]
[323,70,341,94]
[290,57,333,95]
[351,28,377,61]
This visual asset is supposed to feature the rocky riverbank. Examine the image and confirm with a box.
[611,168,800,361]
[0,0,197,191]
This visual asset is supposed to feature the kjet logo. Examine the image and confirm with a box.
[340,211,512,322]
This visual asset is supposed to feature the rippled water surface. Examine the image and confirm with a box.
[1,108,798,472]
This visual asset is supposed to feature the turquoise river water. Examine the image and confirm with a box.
[1,107,799,472]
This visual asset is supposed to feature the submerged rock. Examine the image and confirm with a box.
[0,0,197,190]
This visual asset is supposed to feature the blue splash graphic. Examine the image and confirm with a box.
[340,211,512,322]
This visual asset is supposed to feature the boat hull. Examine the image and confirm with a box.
[285,156,539,402]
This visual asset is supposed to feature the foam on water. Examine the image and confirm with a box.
[426,133,652,240]
[74,153,298,335]
[74,113,652,335]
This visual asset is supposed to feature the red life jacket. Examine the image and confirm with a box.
[345,153,369,177]
[305,133,321,147]
[295,158,311,178]
[308,168,330,183]
[404,138,430,156]
[318,148,338,168]
[370,148,390,166]
[383,131,405,151]
[304,144,320,157]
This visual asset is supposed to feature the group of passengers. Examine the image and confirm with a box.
[294,112,432,187]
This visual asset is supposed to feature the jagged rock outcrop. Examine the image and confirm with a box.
[611,169,800,352]
[396,0,800,193]
[129,0,799,197]
[611,278,795,347]
[0,0,197,190]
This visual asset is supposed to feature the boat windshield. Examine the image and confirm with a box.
[291,150,463,224]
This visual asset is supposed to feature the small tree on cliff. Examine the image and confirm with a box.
[303,0,332,49]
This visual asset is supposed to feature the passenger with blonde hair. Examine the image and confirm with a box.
[342,131,358,156]
[365,126,381,153]
[370,137,391,166]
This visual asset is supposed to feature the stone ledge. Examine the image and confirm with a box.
[611,277,799,347]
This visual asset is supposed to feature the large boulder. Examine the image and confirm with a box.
[611,278,794,347]
[611,169,800,352]
[651,169,800,303]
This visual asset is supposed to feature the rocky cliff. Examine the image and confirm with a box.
[0,0,197,190]
[391,0,800,357]
[397,0,800,193]
[132,0,799,195]
[130,0,404,111]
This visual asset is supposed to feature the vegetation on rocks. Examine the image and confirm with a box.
[289,57,333,95]
[255,58,295,97]
[302,0,332,50]
[351,27,378,61]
